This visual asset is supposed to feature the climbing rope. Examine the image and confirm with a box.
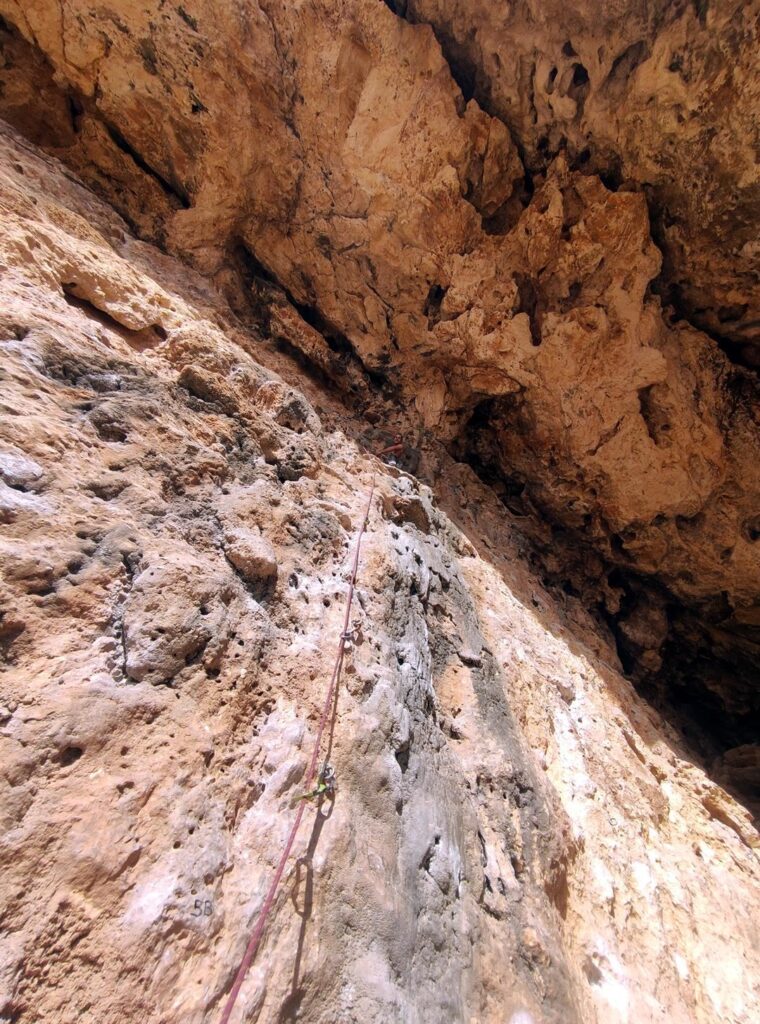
[218,478,376,1024]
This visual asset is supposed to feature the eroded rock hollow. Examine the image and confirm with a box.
[0,2,758,1022]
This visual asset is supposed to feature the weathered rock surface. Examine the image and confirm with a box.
[1,118,759,1024]
[0,2,757,662]
[1,0,760,1019]
[404,0,760,353]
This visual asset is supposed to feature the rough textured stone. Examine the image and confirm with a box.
[0,3,758,1021]
[222,528,278,590]
[0,116,758,1024]
[0,1,756,649]
[405,0,760,353]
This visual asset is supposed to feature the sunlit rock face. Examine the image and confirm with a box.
[1,3,757,618]
[0,3,758,1022]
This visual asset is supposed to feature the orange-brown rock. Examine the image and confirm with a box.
[1,2,756,643]
[1,107,758,1024]
[0,3,759,1022]
[405,0,760,352]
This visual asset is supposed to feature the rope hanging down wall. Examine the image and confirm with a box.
[218,478,376,1024]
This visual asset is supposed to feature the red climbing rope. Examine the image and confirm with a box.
[218,478,376,1024]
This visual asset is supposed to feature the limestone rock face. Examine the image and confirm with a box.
[0,114,758,1024]
[0,2,759,1022]
[406,0,760,353]
[0,1,757,655]
[0,4,757,663]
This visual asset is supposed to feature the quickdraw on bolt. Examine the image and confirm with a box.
[298,761,336,802]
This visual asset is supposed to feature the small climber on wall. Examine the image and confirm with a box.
[360,425,421,475]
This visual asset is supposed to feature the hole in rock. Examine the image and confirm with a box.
[58,746,83,766]
[424,283,448,328]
